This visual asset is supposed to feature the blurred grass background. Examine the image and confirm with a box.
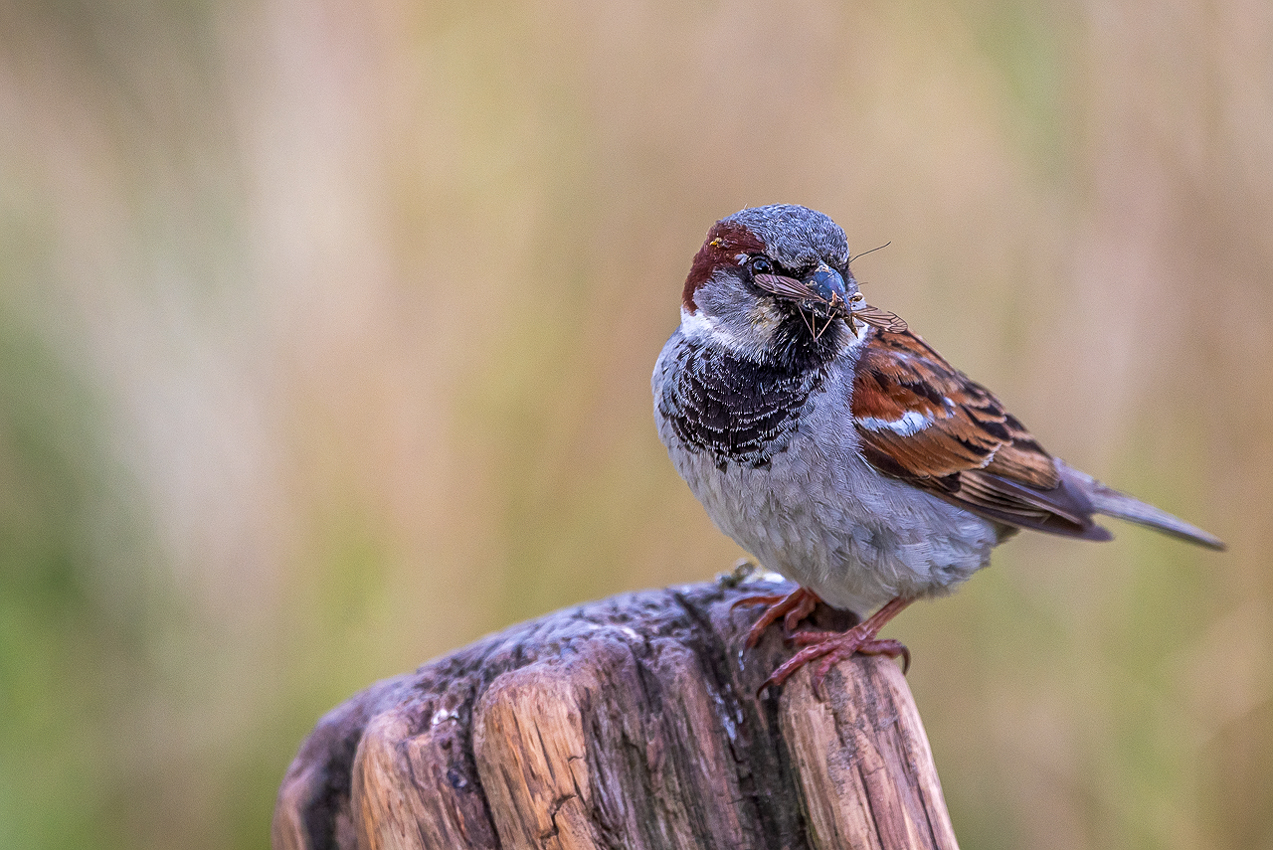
[0,0,1269,847]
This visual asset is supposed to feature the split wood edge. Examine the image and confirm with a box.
[273,578,960,850]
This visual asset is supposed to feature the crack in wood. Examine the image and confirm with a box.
[273,579,959,850]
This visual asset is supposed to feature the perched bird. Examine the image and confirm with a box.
[653,204,1224,689]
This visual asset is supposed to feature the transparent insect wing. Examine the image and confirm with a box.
[753,272,815,301]
[850,305,908,333]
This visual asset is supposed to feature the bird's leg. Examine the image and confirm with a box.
[762,596,914,692]
[731,587,823,648]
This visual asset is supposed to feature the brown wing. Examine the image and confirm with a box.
[851,326,1111,540]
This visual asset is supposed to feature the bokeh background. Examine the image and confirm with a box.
[1,0,1270,847]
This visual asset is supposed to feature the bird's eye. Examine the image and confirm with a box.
[750,257,773,275]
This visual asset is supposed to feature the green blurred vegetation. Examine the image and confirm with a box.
[1,0,1270,847]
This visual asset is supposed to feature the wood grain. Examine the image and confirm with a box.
[273,574,959,850]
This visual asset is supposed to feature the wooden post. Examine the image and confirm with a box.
[272,572,960,850]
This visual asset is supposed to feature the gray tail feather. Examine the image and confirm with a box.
[1056,460,1226,551]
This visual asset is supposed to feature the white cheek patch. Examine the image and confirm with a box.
[679,308,716,339]
[856,409,934,436]
[680,307,747,351]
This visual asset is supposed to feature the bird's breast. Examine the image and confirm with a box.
[653,331,999,611]
[654,333,827,470]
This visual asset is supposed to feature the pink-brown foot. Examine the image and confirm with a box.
[758,596,915,694]
[731,587,822,648]
[765,630,910,689]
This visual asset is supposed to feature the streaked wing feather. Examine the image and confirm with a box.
[851,326,1105,538]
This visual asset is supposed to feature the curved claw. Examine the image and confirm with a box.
[730,593,786,611]
[755,597,915,695]
[759,633,910,695]
[782,592,818,635]
[732,587,823,649]
[856,638,910,674]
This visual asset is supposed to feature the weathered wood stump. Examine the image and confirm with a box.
[272,572,959,850]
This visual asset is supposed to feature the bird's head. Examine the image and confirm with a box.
[680,205,868,363]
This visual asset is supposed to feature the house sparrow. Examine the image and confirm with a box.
[653,204,1225,689]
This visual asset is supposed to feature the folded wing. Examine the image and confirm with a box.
[850,326,1112,540]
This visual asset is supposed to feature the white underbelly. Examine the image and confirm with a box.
[671,427,999,614]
